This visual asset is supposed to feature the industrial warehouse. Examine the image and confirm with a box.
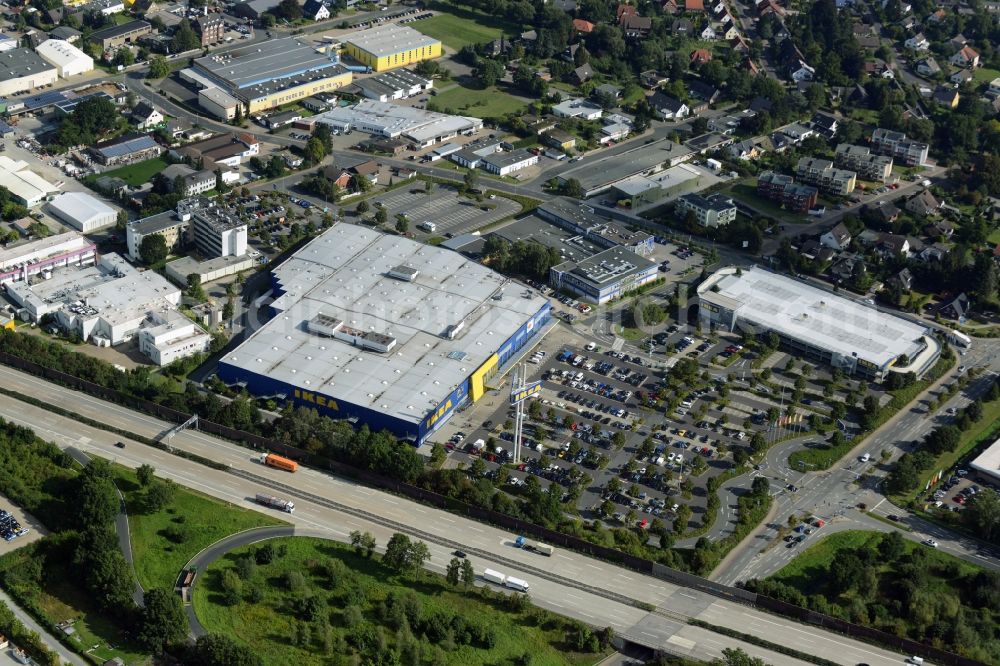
[217,224,551,446]
[697,266,940,381]
[186,38,352,117]
[340,24,442,72]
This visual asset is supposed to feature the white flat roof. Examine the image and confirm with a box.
[0,231,90,270]
[971,437,1000,481]
[700,266,927,368]
[222,223,547,425]
[47,192,116,226]
[342,24,440,58]
[313,100,481,142]
[0,156,57,204]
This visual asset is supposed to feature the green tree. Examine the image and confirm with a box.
[142,479,176,513]
[194,634,264,666]
[220,569,243,605]
[446,557,461,586]
[147,54,170,78]
[463,170,478,192]
[304,136,327,165]
[186,273,206,301]
[673,504,692,533]
[113,48,135,67]
[138,587,187,653]
[715,647,769,666]
[349,530,377,557]
[73,458,118,527]
[171,19,201,52]
[139,234,168,264]
[136,463,155,487]
[460,559,475,586]
[382,533,431,573]
[395,216,408,234]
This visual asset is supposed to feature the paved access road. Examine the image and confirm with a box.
[0,586,87,666]
[0,365,920,666]
[715,341,1000,585]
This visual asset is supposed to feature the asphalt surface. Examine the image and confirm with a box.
[0,364,921,666]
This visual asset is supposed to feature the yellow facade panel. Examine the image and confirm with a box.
[470,353,499,402]
[245,71,353,114]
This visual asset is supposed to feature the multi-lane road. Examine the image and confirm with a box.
[0,364,920,666]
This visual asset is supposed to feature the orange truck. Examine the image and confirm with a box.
[258,453,298,472]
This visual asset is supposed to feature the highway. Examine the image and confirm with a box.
[0,364,918,666]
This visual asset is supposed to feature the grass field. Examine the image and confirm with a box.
[974,67,1000,84]
[430,83,527,118]
[413,2,520,49]
[88,157,169,188]
[116,467,286,590]
[724,181,808,224]
[194,536,609,666]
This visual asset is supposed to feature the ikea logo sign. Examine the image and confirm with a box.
[510,383,542,404]
[294,389,340,411]
[425,399,454,428]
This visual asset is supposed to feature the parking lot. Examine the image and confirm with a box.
[0,496,44,556]
[372,185,520,238]
[434,321,783,534]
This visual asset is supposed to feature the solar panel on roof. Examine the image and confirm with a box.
[98,135,158,159]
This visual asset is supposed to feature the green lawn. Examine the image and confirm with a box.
[430,83,527,118]
[194,536,609,666]
[973,67,1000,84]
[413,1,520,49]
[723,181,808,224]
[116,467,286,590]
[87,157,169,187]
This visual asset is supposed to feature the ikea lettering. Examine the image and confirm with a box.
[293,389,340,411]
[425,399,454,428]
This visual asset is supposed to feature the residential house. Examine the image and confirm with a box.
[690,48,712,66]
[687,79,720,103]
[790,61,815,81]
[640,70,669,88]
[685,0,705,10]
[820,222,853,251]
[724,25,741,40]
[195,15,224,46]
[648,92,690,120]
[572,18,595,33]
[594,83,623,100]
[939,292,970,320]
[889,267,913,291]
[350,160,380,184]
[863,201,900,224]
[662,0,680,13]
[302,0,331,20]
[322,165,352,190]
[781,123,815,143]
[905,33,929,50]
[728,139,759,160]
[544,129,577,151]
[920,242,950,263]
[950,45,980,68]
[571,63,594,84]
[948,34,968,49]
[671,18,693,34]
[927,8,946,21]
[915,57,940,76]
[810,112,838,138]
[749,96,773,113]
[906,189,940,216]
[700,25,717,39]
[131,102,163,130]
[864,59,894,79]
[876,233,910,258]
[621,14,652,37]
[932,86,960,108]
[923,219,954,238]
[950,69,974,85]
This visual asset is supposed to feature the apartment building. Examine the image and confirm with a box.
[870,128,929,167]
[795,157,856,196]
[834,144,893,183]
[757,171,818,212]
[674,193,737,227]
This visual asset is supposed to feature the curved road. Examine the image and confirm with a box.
[181,525,295,638]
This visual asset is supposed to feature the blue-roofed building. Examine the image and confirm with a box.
[0,119,13,138]
[90,134,163,166]
[53,92,113,115]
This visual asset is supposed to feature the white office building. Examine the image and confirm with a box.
[137,310,212,365]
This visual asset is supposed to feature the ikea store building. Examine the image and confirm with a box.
[218,224,550,446]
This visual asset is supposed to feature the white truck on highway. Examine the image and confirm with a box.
[483,568,530,592]
[255,493,295,513]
